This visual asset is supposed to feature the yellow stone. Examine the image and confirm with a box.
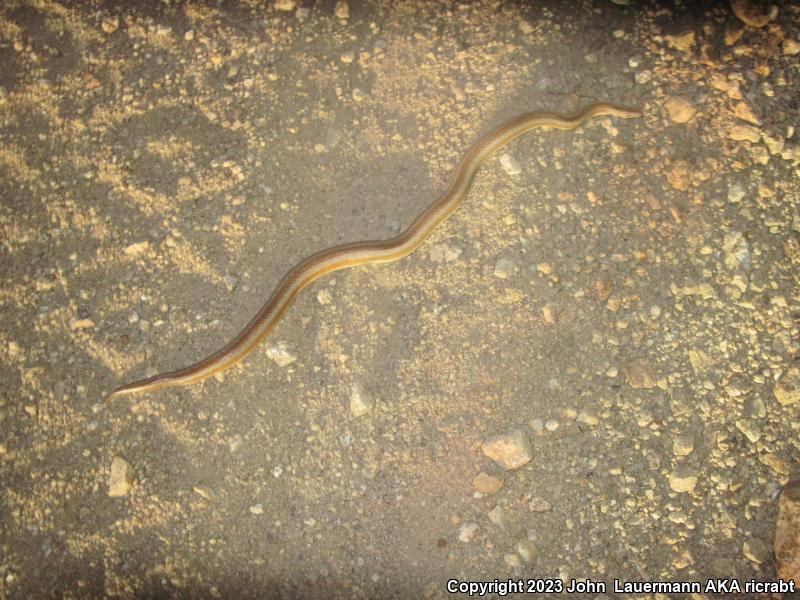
[664,97,696,123]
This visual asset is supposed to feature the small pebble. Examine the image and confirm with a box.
[728,125,760,143]
[735,419,761,444]
[266,343,297,367]
[668,466,698,493]
[577,409,599,426]
[727,183,746,203]
[458,523,478,543]
[317,288,333,305]
[722,231,752,273]
[274,0,296,11]
[528,496,552,512]
[499,153,521,176]
[624,358,657,389]
[516,540,535,562]
[482,429,532,470]
[334,0,350,19]
[488,505,505,527]
[730,0,776,27]
[108,456,135,497]
[666,160,691,191]
[473,472,503,495]
[350,383,374,417]
[518,20,534,34]
[664,97,696,123]
[783,39,800,56]
[101,16,119,34]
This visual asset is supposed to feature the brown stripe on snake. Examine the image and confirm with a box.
[105,102,642,402]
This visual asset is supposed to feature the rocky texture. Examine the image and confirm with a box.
[1,1,798,597]
[775,481,800,583]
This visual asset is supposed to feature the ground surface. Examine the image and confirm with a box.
[1,0,799,598]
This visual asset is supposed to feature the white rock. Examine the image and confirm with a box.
[350,383,374,416]
[458,522,478,543]
[108,456,135,497]
[723,231,751,273]
[499,153,521,176]
[266,343,297,367]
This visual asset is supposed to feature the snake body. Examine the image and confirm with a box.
[105,102,641,402]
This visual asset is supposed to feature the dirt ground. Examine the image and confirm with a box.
[1,0,799,598]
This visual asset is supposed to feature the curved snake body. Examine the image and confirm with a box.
[106,102,641,402]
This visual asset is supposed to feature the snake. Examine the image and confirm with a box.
[105,102,641,402]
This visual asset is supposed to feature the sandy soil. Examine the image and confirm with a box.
[0,0,799,598]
